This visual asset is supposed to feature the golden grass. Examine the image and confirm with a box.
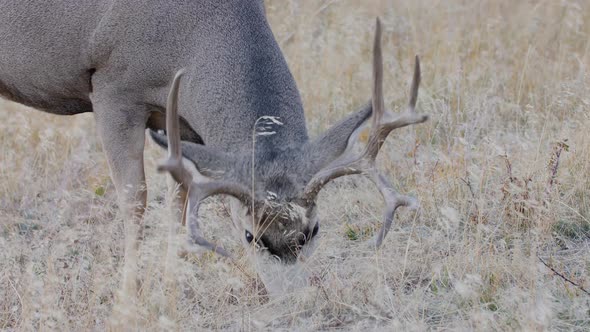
[1,0,589,330]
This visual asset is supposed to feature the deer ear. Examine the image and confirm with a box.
[149,130,237,179]
[302,103,372,172]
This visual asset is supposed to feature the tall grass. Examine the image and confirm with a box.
[1,0,589,330]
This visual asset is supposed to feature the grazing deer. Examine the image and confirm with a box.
[153,21,427,289]
[0,0,426,289]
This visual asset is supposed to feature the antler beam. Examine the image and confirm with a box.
[301,18,428,248]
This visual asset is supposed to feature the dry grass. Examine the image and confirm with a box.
[1,0,590,330]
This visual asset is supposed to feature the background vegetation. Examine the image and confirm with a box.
[1,0,589,330]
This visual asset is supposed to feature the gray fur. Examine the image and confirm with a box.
[0,0,372,264]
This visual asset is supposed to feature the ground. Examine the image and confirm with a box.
[1,0,589,330]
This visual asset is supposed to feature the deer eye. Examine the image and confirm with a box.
[312,223,319,237]
[245,230,254,243]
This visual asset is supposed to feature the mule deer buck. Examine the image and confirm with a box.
[0,0,426,290]
[152,20,427,289]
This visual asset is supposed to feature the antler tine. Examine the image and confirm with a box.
[159,70,252,258]
[408,55,420,112]
[371,17,385,130]
[366,169,418,248]
[157,70,193,189]
[183,181,233,257]
[301,18,428,247]
[364,55,425,163]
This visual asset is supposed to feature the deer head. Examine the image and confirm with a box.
[153,18,428,290]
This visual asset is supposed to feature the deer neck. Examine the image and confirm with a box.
[175,4,309,153]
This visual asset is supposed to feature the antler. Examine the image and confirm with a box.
[301,18,428,248]
[159,70,252,257]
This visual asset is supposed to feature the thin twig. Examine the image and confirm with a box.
[545,139,568,197]
[460,176,476,199]
[501,154,514,181]
[537,255,590,296]
[460,175,481,222]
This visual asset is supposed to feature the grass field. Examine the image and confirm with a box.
[1,0,589,330]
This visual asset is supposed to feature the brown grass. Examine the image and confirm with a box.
[1,0,589,330]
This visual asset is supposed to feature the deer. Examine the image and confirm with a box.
[0,0,427,291]
[152,22,426,289]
